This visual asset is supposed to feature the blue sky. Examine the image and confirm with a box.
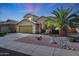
[0,3,79,21]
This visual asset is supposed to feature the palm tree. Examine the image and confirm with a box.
[51,7,79,35]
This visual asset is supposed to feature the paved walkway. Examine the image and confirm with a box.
[0,33,79,56]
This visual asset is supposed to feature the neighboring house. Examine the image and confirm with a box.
[75,23,79,33]
[17,13,47,33]
[0,19,18,33]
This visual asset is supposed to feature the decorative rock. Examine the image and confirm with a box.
[71,48,75,50]
[49,40,53,44]
[49,40,57,44]
[36,36,42,40]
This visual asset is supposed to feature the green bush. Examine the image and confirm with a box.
[0,32,7,37]
[69,37,76,42]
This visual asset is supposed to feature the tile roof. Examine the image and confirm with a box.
[0,19,18,24]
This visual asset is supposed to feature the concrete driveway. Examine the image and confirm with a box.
[0,33,33,41]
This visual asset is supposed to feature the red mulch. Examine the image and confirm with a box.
[15,35,60,48]
[70,42,79,51]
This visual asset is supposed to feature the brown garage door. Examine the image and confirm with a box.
[19,25,32,33]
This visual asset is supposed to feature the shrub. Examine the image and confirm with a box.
[69,37,76,42]
[52,30,59,34]
[0,32,7,37]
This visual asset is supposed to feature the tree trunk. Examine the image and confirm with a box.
[59,25,77,36]
[59,28,67,36]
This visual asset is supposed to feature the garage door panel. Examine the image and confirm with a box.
[1,26,11,32]
[19,25,32,33]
